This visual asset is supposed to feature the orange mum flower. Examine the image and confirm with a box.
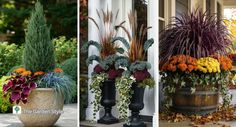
[213,55,232,71]
[177,63,187,71]
[54,68,63,73]
[160,55,197,72]
[14,68,26,73]
[34,71,45,76]
[21,71,32,76]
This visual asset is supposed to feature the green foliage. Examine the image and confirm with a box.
[61,58,77,82]
[160,71,232,109]
[90,73,108,120]
[81,40,101,53]
[116,76,135,121]
[53,36,77,64]
[37,72,75,104]
[144,38,154,52]
[0,76,13,113]
[24,1,55,72]
[0,0,77,44]
[0,42,23,77]
[129,61,151,72]
[139,77,155,88]
[61,58,77,103]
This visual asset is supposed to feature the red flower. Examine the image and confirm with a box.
[133,69,151,82]
[94,64,104,73]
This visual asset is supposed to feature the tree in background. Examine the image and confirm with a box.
[0,0,77,44]
[23,1,55,72]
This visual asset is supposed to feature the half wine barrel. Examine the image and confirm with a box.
[172,85,219,115]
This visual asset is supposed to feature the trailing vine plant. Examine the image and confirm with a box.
[90,73,108,120]
[115,75,135,122]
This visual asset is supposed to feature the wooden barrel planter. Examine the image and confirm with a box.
[172,85,219,115]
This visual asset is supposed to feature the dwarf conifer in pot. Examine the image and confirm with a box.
[2,2,75,126]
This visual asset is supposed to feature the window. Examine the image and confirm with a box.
[159,0,165,32]
[176,0,189,18]
[206,0,211,16]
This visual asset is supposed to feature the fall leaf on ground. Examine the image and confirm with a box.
[160,105,236,126]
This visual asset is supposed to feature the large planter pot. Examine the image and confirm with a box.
[18,88,64,127]
[97,79,119,124]
[124,83,146,127]
[173,85,219,115]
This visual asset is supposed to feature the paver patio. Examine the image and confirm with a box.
[0,104,77,127]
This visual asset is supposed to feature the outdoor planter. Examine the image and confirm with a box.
[97,79,119,124]
[173,85,219,115]
[124,83,146,127]
[18,88,64,127]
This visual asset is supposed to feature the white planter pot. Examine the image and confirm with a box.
[18,88,64,127]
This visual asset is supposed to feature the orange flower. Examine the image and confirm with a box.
[187,65,194,72]
[167,64,176,71]
[14,68,26,73]
[21,71,32,76]
[54,68,63,73]
[34,71,45,76]
[178,63,187,71]
[213,55,232,71]
[160,55,197,72]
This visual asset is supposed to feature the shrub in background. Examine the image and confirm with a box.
[24,2,55,73]
[53,36,77,64]
[0,76,13,113]
[61,58,77,82]
[61,58,77,103]
[0,42,23,77]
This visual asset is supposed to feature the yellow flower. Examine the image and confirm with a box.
[197,57,220,73]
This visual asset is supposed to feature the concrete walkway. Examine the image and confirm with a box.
[0,104,77,127]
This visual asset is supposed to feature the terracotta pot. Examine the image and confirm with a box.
[18,88,64,127]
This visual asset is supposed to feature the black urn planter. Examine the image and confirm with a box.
[97,79,119,124]
[124,83,146,127]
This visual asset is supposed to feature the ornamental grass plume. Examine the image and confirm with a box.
[159,9,232,62]
[86,9,124,60]
[116,10,152,63]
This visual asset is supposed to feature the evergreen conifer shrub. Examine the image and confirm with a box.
[23,1,55,72]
